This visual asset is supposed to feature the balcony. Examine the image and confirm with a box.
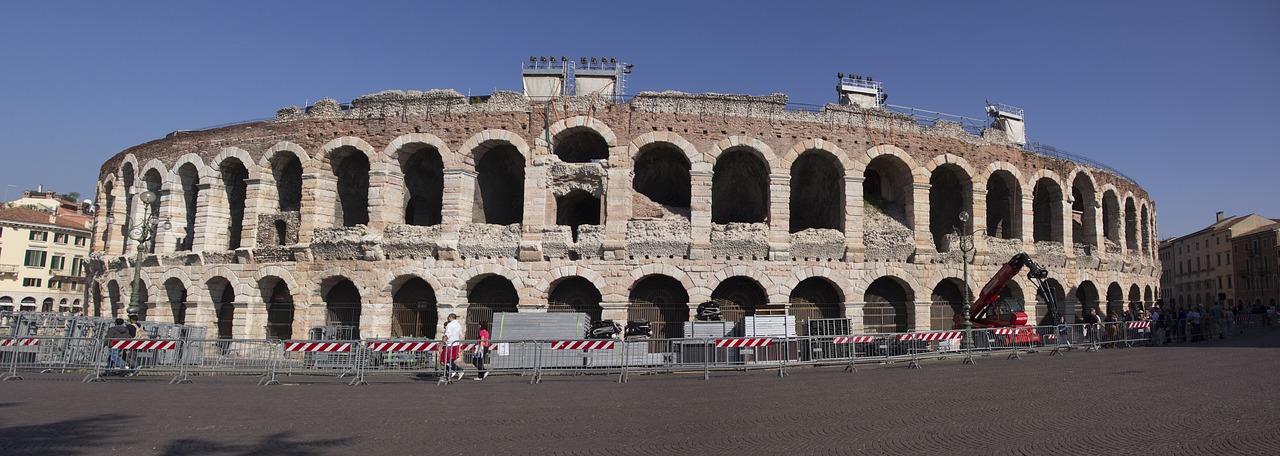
[0,264,16,276]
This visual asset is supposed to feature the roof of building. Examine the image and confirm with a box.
[1232,222,1280,239]
[0,206,90,231]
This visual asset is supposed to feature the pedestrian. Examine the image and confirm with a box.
[1188,306,1203,342]
[441,313,464,380]
[125,315,148,371]
[102,318,131,376]
[472,321,491,380]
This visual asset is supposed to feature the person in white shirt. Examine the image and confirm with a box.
[442,313,465,380]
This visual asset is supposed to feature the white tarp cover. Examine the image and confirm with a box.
[995,118,1026,145]
[522,76,563,100]
[574,76,614,97]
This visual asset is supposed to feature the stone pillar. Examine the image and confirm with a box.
[361,302,393,340]
[845,176,865,262]
[1020,194,1036,253]
[911,182,932,263]
[600,301,628,323]
[192,182,225,252]
[845,303,864,332]
[913,301,931,331]
[602,167,631,260]
[688,167,713,259]
[519,162,548,261]
[970,188,989,263]
[366,169,400,231]
[441,169,477,227]
[300,173,336,243]
[240,178,267,250]
[768,173,791,261]
[153,188,179,254]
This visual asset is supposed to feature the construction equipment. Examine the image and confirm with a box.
[959,253,1059,343]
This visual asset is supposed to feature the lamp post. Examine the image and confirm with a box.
[956,211,975,349]
[118,190,170,318]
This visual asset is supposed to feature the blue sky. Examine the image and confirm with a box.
[1,0,1276,238]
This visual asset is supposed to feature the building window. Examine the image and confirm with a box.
[1227,276,1232,289]
[23,250,47,267]
[1218,276,1223,290]
[53,232,69,244]
[49,279,61,289]
[49,255,65,271]
[70,281,79,291]
[74,236,86,247]
[29,230,48,242]
[70,257,83,276]
[22,278,42,287]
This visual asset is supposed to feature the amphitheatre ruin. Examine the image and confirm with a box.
[87,58,1160,339]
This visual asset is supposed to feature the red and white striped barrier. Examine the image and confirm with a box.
[898,332,962,341]
[0,339,39,347]
[367,341,439,352]
[550,340,615,350]
[832,336,875,344]
[714,338,773,348]
[993,328,1017,335]
[1127,321,1152,329]
[109,339,179,350]
[284,341,352,352]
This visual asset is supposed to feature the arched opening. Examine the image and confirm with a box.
[1037,278,1067,326]
[107,281,122,317]
[323,278,362,339]
[392,277,438,338]
[864,276,911,333]
[986,170,1019,239]
[467,275,519,339]
[548,276,604,325]
[553,128,608,163]
[1076,281,1101,321]
[1071,173,1097,247]
[1124,198,1138,250]
[632,144,691,211]
[41,297,54,313]
[262,278,294,340]
[21,297,37,312]
[1128,284,1142,313]
[142,169,163,251]
[1141,206,1151,255]
[555,190,600,243]
[710,276,773,322]
[331,147,370,227]
[789,150,844,233]
[58,298,69,313]
[929,164,971,252]
[401,146,444,226]
[789,277,844,335]
[164,278,188,325]
[0,296,12,312]
[220,158,249,249]
[474,144,524,225]
[209,279,235,340]
[1144,285,1153,305]
[628,275,690,339]
[121,164,135,253]
[274,220,288,246]
[272,151,303,212]
[1106,282,1125,317]
[862,155,914,258]
[711,148,769,224]
[101,181,115,253]
[930,278,966,330]
[1032,178,1063,243]
[1102,191,1121,245]
[177,163,200,251]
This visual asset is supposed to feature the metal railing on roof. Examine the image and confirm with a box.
[1023,140,1136,184]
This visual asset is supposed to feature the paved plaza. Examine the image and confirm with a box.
[3,332,1280,455]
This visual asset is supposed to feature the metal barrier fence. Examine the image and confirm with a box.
[3,318,1277,385]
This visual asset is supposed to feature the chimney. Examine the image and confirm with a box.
[1216,211,1224,222]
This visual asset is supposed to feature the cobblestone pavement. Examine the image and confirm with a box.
[3,331,1280,455]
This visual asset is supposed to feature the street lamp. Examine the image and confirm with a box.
[118,190,170,318]
[956,211,975,349]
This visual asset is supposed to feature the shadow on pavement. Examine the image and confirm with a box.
[159,431,357,456]
[0,413,134,456]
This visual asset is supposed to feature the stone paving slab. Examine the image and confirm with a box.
[2,332,1279,455]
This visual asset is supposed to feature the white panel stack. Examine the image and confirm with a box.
[742,315,796,338]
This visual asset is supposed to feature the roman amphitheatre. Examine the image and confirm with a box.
[88,59,1159,339]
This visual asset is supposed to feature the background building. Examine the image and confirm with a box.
[1159,212,1274,309]
[0,203,92,314]
[87,64,1160,339]
[1231,222,1280,309]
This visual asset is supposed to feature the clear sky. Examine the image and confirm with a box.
[1,0,1275,238]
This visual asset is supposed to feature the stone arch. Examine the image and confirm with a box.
[469,138,526,225]
[1140,202,1152,255]
[205,275,239,339]
[1101,187,1121,244]
[543,266,610,299]
[628,274,691,339]
[711,144,771,224]
[985,167,1022,240]
[790,148,846,233]
[928,160,973,252]
[1144,285,1154,305]
[863,275,915,333]
[119,160,138,253]
[710,276,774,320]
[390,274,439,338]
[393,139,445,227]
[632,139,693,210]
[466,274,520,338]
[547,276,604,323]
[1124,195,1139,250]
[258,275,296,340]
[930,277,967,330]
[1128,284,1142,310]
[1030,172,1065,243]
[262,143,307,213]
[780,139,853,173]
[1106,282,1126,316]
[774,266,854,302]
[710,265,783,303]
[544,117,618,163]
[1075,280,1102,318]
[861,145,916,232]
[1069,169,1099,247]
[320,276,362,338]
[1037,278,1068,325]
[323,142,372,227]
[789,276,846,324]
[555,189,601,242]
[210,147,259,178]
[383,133,454,167]
[627,264,698,301]
[707,136,776,167]
[459,130,532,168]
[139,160,169,184]
[215,153,250,250]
